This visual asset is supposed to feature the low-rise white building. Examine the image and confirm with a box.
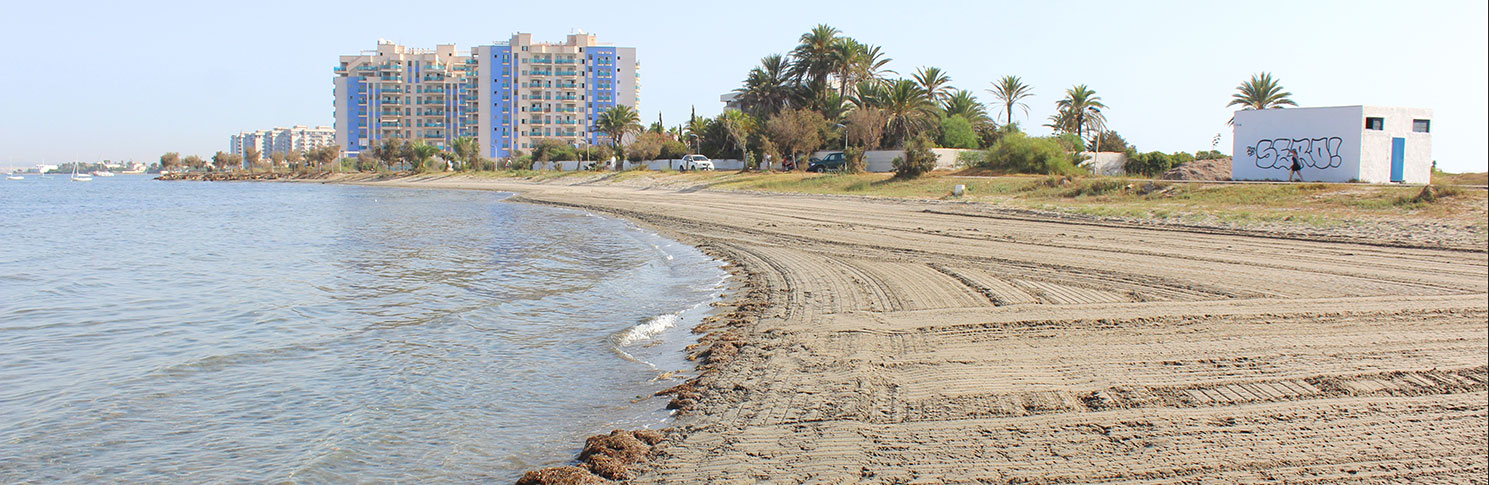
[1232,106,1432,184]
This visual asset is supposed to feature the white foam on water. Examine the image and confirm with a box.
[616,312,681,347]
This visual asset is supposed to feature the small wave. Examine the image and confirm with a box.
[615,312,680,347]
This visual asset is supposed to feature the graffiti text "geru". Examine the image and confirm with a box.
[1246,137,1343,170]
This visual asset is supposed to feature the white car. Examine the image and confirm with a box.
[682,154,714,171]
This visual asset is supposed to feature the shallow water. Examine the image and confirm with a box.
[0,175,726,482]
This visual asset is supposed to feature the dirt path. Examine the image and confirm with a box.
[362,175,1488,483]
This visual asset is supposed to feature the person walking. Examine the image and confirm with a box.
[1287,148,1304,182]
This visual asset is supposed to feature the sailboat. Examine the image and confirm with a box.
[91,169,116,177]
[71,162,92,182]
[5,173,21,181]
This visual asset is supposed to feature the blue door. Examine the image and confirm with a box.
[1390,137,1405,183]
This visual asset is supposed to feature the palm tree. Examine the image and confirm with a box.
[1228,72,1296,122]
[595,105,642,149]
[1056,84,1106,141]
[1044,109,1079,135]
[684,116,710,154]
[452,136,480,170]
[913,67,954,103]
[941,90,990,126]
[788,24,841,99]
[409,142,440,172]
[988,75,1034,125]
[736,54,793,118]
[880,79,937,147]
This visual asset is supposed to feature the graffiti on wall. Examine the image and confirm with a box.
[1246,137,1343,170]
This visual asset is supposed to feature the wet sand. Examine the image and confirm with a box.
[358,174,1488,482]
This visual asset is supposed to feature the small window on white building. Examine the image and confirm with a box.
[1365,117,1384,130]
[1412,119,1430,133]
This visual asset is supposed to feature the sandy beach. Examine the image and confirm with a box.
[355,174,1487,482]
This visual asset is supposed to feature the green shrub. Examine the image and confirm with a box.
[844,146,866,174]
[955,150,983,168]
[1062,178,1127,197]
[895,134,937,179]
[1194,150,1226,160]
[979,132,1084,175]
[937,115,979,149]
[1052,133,1087,153]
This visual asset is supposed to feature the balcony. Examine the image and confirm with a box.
[380,99,402,105]
[528,70,552,76]
[423,132,444,138]
[528,119,544,125]
[555,70,579,76]
[554,95,578,101]
[422,122,446,128]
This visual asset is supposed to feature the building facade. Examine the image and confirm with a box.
[1232,106,1432,184]
[230,126,336,157]
[333,32,639,160]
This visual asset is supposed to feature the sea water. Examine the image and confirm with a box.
[0,175,726,482]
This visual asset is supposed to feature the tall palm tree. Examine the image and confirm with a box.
[1228,72,1296,123]
[788,24,841,98]
[913,67,954,103]
[736,54,793,118]
[595,105,642,149]
[988,75,1034,125]
[1056,84,1106,141]
[880,79,937,147]
[941,90,990,126]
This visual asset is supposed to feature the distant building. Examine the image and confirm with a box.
[720,92,741,112]
[230,125,336,167]
[1232,106,1432,184]
[333,32,640,160]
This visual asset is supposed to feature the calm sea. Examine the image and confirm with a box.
[0,175,726,482]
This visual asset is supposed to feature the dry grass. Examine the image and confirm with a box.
[454,169,1487,234]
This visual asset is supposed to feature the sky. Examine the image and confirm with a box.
[2,0,1485,172]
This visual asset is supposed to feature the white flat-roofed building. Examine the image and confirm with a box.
[1232,106,1432,184]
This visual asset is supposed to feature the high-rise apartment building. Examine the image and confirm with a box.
[230,126,336,161]
[333,32,638,160]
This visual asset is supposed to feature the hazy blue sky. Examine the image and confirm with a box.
[2,0,1485,172]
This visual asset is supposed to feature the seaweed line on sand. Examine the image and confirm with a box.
[516,240,770,484]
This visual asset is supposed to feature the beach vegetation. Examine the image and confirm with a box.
[596,105,643,163]
[766,108,829,170]
[895,133,937,179]
[1048,85,1106,143]
[1228,72,1296,112]
[159,152,181,172]
[969,132,1086,176]
[626,132,667,163]
[243,146,261,171]
[937,115,979,149]
[988,75,1034,125]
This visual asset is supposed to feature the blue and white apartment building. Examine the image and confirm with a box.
[333,32,639,159]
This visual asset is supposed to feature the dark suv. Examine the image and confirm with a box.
[807,152,847,172]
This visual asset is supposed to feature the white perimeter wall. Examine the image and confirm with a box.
[1360,106,1432,184]
[811,149,968,172]
[1232,106,1362,182]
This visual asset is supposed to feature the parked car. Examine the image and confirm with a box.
[807,152,847,172]
[682,154,714,171]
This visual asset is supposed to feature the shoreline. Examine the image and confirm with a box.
[185,172,1487,482]
[338,175,772,482]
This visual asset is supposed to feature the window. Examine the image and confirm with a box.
[1412,119,1430,133]
[1365,117,1384,130]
